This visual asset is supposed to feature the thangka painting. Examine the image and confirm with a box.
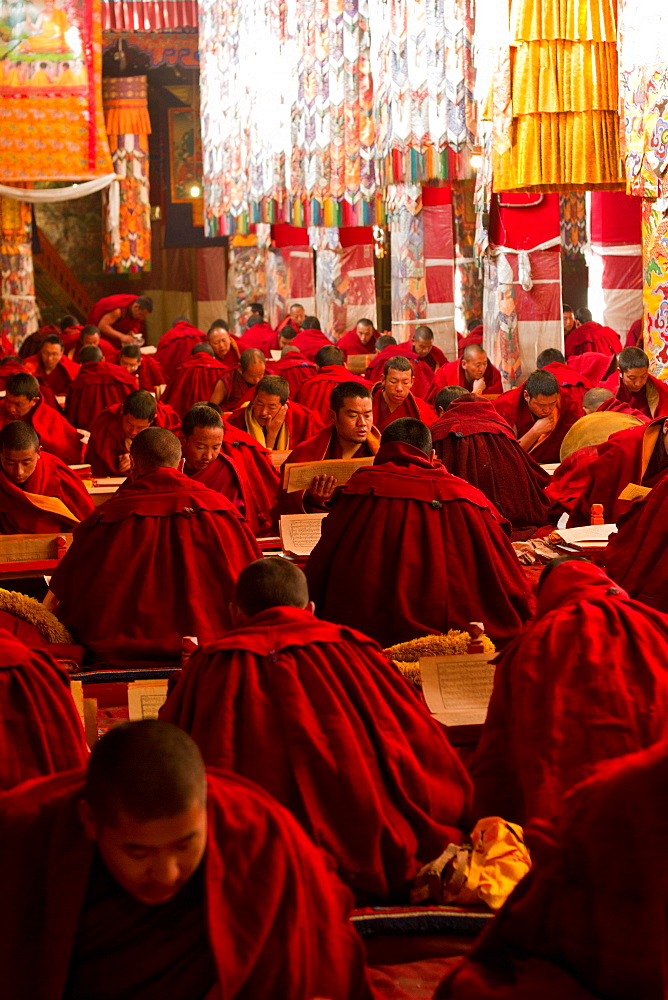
[168,106,203,204]
[0,0,112,179]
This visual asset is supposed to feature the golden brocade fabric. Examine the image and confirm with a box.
[510,0,616,42]
[512,41,617,114]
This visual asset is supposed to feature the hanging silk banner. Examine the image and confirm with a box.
[0,0,112,181]
[641,198,668,378]
[0,196,38,346]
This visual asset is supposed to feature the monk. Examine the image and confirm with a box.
[19,316,73,359]
[162,344,232,416]
[625,315,643,348]
[562,301,576,339]
[276,301,306,332]
[64,346,137,430]
[431,343,503,399]
[565,309,623,357]
[0,627,88,791]
[363,334,398,385]
[154,318,206,378]
[0,421,93,533]
[48,428,261,667]
[213,347,266,411]
[436,738,668,1000]
[239,312,280,356]
[85,390,181,477]
[605,473,668,614]
[535,346,595,413]
[227,374,322,449]
[24,333,80,394]
[370,356,436,430]
[115,344,166,392]
[206,319,240,368]
[582,385,648,420]
[162,558,473,903]
[472,556,668,828]
[295,345,368,420]
[266,344,317,396]
[87,293,153,346]
[604,345,668,418]
[62,324,116,363]
[291,317,332,361]
[0,720,373,1000]
[0,354,28,390]
[0,372,83,465]
[431,393,551,535]
[494,369,581,464]
[394,324,448,371]
[336,317,378,358]
[279,382,380,514]
[567,350,617,385]
[306,418,533,648]
[181,404,279,537]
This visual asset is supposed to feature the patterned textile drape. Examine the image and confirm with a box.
[227,242,268,335]
[388,186,427,342]
[641,198,668,378]
[452,179,482,328]
[313,242,376,339]
[102,77,152,273]
[559,192,587,258]
[0,197,38,346]
[265,246,315,327]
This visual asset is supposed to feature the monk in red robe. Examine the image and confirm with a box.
[0,421,93,532]
[0,372,83,465]
[87,293,153,346]
[154,319,206,377]
[206,319,240,368]
[214,348,266,411]
[276,301,306,333]
[431,393,551,536]
[625,316,643,348]
[431,344,503,399]
[48,428,261,667]
[567,350,617,385]
[181,404,279,536]
[336,317,378,358]
[62,324,116,363]
[371,356,436,430]
[24,333,80,394]
[64,346,137,430]
[0,627,88,791]
[472,556,668,828]
[85,390,181,477]
[363,334,397,384]
[162,344,233,416]
[494,369,581,464]
[565,315,623,357]
[393,324,448,371]
[535,347,595,414]
[266,344,317,396]
[114,344,166,392]
[605,473,668,614]
[582,385,649,421]
[280,382,380,514]
[162,558,473,903]
[0,354,28,390]
[18,320,63,359]
[295,344,368,420]
[238,313,280,356]
[365,337,434,401]
[306,418,533,648]
[603,346,668,418]
[227,374,322,449]
[436,737,668,1000]
[456,323,483,358]
[0,721,373,1000]
[291,317,332,361]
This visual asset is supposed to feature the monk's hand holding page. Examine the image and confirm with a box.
[308,474,337,505]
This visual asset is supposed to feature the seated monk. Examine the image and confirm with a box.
[64,346,136,430]
[0,627,88,791]
[276,301,306,333]
[494,369,580,464]
[47,428,261,667]
[280,382,380,514]
[154,318,206,378]
[367,335,434,400]
[535,347,595,414]
[227,374,322,450]
[85,390,180,477]
[0,421,93,532]
[266,344,317,396]
[162,558,473,903]
[0,372,83,465]
[87,293,153,347]
[436,737,668,1000]
[206,318,240,369]
[238,312,280,356]
[295,344,368,421]
[603,345,668,418]
[0,354,28,390]
[213,347,266,411]
[19,319,67,359]
[605,473,668,614]
[569,414,668,526]
[181,404,279,537]
[472,555,668,827]
[567,350,617,385]
[565,307,623,357]
[115,343,166,393]
[431,392,551,536]
[582,385,649,421]
[24,333,80,394]
[291,316,332,361]
[371,355,436,430]
[162,344,233,417]
[305,418,533,648]
[63,324,116,363]
[336,317,378,358]
[0,720,372,1000]
[363,333,397,385]
[626,315,643,348]
[431,343,503,400]
[393,324,448,371]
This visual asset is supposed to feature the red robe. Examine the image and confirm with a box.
[161,605,473,903]
[291,327,332,361]
[219,368,258,411]
[0,768,373,1000]
[605,473,668,614]
[596,395,650,420]
[0,450,93,533]
[0,630,88,792]
[305,441,533,648]
[18,324,60,359]
[566,351,615,384]
[0,356,28,390]
[109,350,167,390]
[0,398,83,465]
[226,399,323,449]
[0,331,13,356]
[365,345,435,400]
[161,354,231,416]
[394,339,448,370]
[87,293,143,341]
[626,316,643,347]
[371,382,436,431]
[50,467,261,667]
[295,364,369,420]
[24,353,80,394]
[494,386,581,464]
[62,331,116,363]
[457,326,483,358]
[154,321,207,378]
[336,327,379,358]
[237,322,279,356]
[84,401,179,476]
[565,320,623,357]
[604,371,668,418]
[437,739,668,1000]
[431,358,504,398]
[64,361,136,430]
[431,398,551,532]
[278,424,380,514]
[544,445,600,515]
[266,350,317,396]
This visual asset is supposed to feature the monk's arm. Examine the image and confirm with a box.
[210,379,227,406]
[97,309,134,345]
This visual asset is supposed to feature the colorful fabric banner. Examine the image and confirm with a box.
[265,246,315,329]
[0,0,112,181]
[227,242,268,335]
[102,0,198,30]
[589,191,642,338]
[641,198,668,378]
[389,196,427,343]
[560,192,587,258]
[0,196,38,347]
[314,243,376,339]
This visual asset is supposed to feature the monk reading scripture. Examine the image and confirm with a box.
[162,558,473,903]
[115,344,166,393]
[266,344,317,396]
[494,369,580,464]
[85,390,180,477]
[24,333,80,394]
[227,374,322,450]
[0,721,373,1000]
[0,372,83,465]
[336,317,378,358]
[431,343,503,399]
[306,418,533,648]
[162,344,233,416]
[48,428,261,667]
[64,346,137,430]
[87,293,153,346]
[206,319,240,368]
[605,473,668,614]
[212,348,266,411]
[295,344,368,420]
[371,355,436,430]
[604,346,668,418]
[154,319,206,378]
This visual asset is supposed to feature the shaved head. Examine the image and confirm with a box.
[240,348,265,371]
[536,348,565,369]
[123,389,157,422]
[0,420,39,452]
[381,417,432,455]
[130,428,181,472]
[582,387,614,413]
[462,344,487,361]
[375,335,397,351]
[78,345,103,363]
[413,325,434,342]
[315,346,344,368]
[6,372,40,400]
[235,557,310,617]
[191,343,215,357]
[435,385,469,412]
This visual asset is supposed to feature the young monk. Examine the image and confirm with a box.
[336,317,378,358]
[604,345,668,418]
[494,369,581,464]
[64,345,136,430]
[393,324,448,371]
[24,333,80,394]
[115,344,166,393]
[0,372,83,464]
[162,344,232,416]
[226,374,322,450]
[212,347,266,410]
[85,389,180,477]
[370,356,436,430]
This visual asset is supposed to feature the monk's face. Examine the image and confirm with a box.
[621,366,649,394]
[332,395,373,444]
[382,367,413,406]
[1,446,39,484]
[122,413,151,439]
[242,361,265,386]
[252,390,283,427]
[278,334,294,350]
[5,392,37,419]
[183,425,223,471]
[411,337,432,357]
[461,351,488,381]
[524,391,559,419]
[82,332,100,348]
[120,355,141,375]
[207,329,231,360]
[356,322,375,346]
[40,342,63,373]
[289,306,305,329]
[130,303,150,322]
[563,310,576,334]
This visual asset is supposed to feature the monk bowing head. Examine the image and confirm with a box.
[0,420,40,484]
[618,346,650,395]
[380,417,432,456]
[130,295,153,321]
[434,385,469,416]
[80,324,101,348]
[130,427,181,479]
[315,345,344,370]
[122,390,157,443]
[206,321,231,361]
[356,318,376,346]
[523,370,559,419]
[78,721,207,906]
[239,348,266,386]
[182,404,224,472]
[382,356,414,407]
[412,325,434,357]
[233,557,313,623]
[4,372,40,420]
[119,344,142,374]
[78,345,103,364]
